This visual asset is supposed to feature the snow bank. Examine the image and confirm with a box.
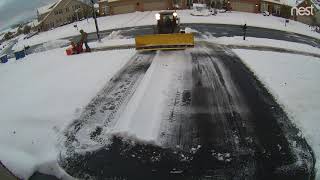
[0,48,135,179]
[202,36,320,55]
[15,10,320,49]
[88,30,135,49]
[233,49,320,178]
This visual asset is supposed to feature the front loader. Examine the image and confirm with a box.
[135,11,194,51]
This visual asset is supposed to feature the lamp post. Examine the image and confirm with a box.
[91,0,101,42]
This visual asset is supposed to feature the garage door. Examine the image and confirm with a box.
[113,4,135,14]
[144,1,167,11]
[230,2,255,13]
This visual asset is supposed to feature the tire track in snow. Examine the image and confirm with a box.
[62,51,155,154]
[159,47,258,178]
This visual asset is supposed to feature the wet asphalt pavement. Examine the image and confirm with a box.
[59,43,315,180]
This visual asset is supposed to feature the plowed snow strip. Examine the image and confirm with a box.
[112,51,189,143]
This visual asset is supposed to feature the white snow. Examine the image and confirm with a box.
[233,49,320,178]
[88,30,135,49]
[1,7,320,179]
[0,48,135,179]
[14,10,320,49]
[112,51,189,143]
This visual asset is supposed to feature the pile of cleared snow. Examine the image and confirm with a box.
[0,48,135,179]
[233,49,320,178]
[202,36,320,55]
[14,10,320,49]
[104,30,125,40]
[88,30,135,49]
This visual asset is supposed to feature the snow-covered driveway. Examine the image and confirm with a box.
[60,44,314,180]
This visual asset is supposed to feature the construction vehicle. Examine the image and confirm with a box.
[135,11,194,51]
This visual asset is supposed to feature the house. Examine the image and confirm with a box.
[36,0,93,31]
[99,0,110,16]
[229,0,260,13]
[293,0,320,25]
[260,0,292,17]
[98,0,189,16]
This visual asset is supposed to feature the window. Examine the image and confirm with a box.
[273,4,281,16]
[260,2,268,12]
[66,7,69,12]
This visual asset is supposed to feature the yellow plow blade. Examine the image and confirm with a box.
[135,33,194,51]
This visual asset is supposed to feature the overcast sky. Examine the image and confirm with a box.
[0,0,300,31]
[0,0,56,31]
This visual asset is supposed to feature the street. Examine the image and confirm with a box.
[68,23,320,48]
[59,43,315,180]
[2,24,318,58]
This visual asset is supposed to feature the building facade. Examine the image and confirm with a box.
[99,0,189,16]
[260,0,292,17]
[229,0,260,13]
[37,0,93,31]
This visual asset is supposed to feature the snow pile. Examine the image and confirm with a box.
[203,36,320,55]
[185,27,199,33]
[0,48,135,179]
[88,30,134,49]
[13,10,320,49]
[104,30,125,40]
[233,49,320,178]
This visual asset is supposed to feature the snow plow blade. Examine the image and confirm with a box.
[135,33,194,51]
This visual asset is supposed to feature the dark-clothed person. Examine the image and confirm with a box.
[80,29,91,52]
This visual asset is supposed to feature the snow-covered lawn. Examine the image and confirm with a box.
[0,49,135,179]
[233,49,320,178]
[15,10,320,49]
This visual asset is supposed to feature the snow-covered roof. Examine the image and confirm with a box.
[37,1,59,15]
[27,19,40,27]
